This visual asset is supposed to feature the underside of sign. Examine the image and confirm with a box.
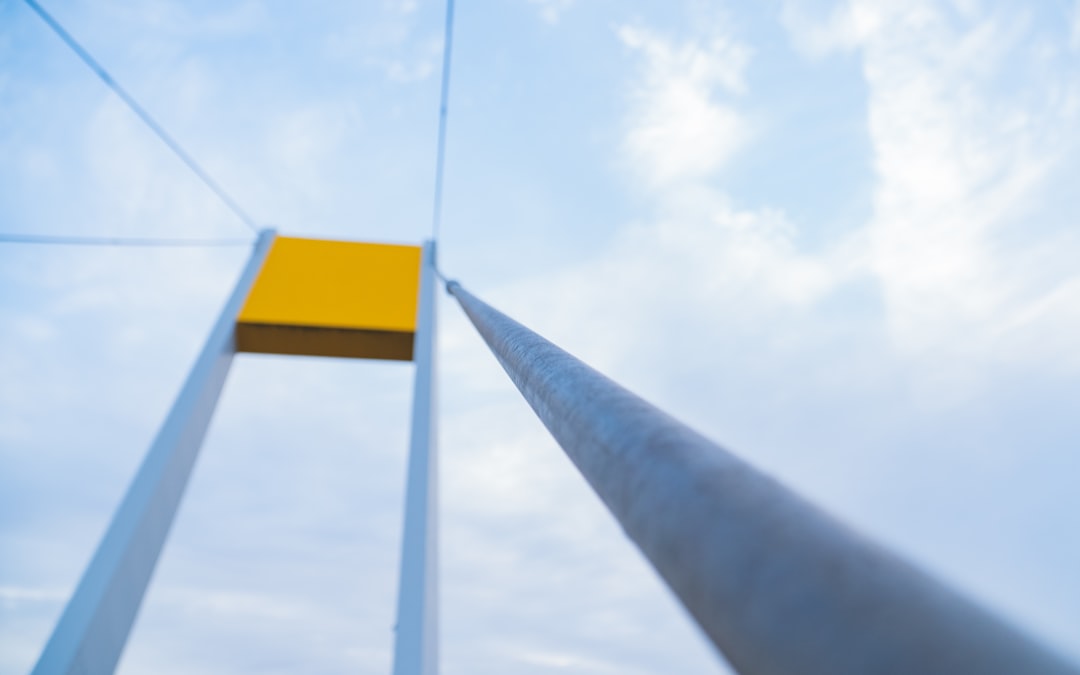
[236,236,422,361]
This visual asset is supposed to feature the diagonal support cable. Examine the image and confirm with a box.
[429,0,456,242]
[0,233,252,247]
[21,0,262,235]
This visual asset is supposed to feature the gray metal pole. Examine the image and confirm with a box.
[392,240,439,675]
[446,280,1078,675]
[31,230,276,675]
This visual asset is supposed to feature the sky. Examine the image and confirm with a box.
[2,0,1080,673]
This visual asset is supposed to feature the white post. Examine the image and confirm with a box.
[31,230,276,675]
[392,240,439,675]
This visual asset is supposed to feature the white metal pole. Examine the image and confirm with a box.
[31,230,276,675]
[392,240,439,675]
[446,279,1079,675]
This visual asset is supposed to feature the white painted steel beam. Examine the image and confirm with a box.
[31,230,276,675]
[392,240,439,675]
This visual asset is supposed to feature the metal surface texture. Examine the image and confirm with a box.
[31,230,277,675]
[446,280,1078,675]
[392,241,440,675]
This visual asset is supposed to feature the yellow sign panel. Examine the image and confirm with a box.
[236,236,422,361]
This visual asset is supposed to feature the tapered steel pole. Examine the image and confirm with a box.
[392,240,439,675]
[31,230,276,675]
[446,279,1077,675]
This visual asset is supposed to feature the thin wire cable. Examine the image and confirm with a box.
[21,0,261,236]
[0,233,253,247]
[430,0,457,242]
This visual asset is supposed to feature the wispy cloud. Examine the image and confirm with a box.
[780,0,880,58]
[618,23,751,188]
[528,0,577,25]
[823,2,1079,376]
[774,1,1080,386]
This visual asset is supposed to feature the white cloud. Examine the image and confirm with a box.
[529,0,577,25]
[618,24,752,188]
[481,0,1080,445]
[777,1,1080,382]
[848,2,1080,370]
[780,0,880,58]
[490,198,841,385]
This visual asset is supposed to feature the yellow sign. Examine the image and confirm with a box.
[236,236,422,360]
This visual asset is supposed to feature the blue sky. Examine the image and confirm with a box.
[2,0,1080,673]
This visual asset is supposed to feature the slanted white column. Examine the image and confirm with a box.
[31,230,276,675]
[392,239,439,675]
